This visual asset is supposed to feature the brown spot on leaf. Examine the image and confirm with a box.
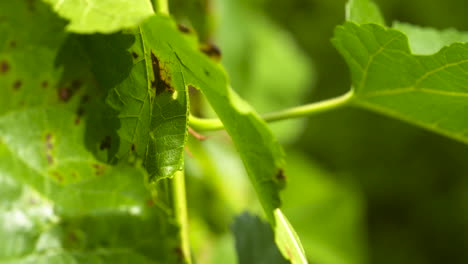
[276,169,286,181]
[286,247,293,260]
[150,51,174,95]
[200,43,221,62]
[77,107,84,116]
[10,41,16,48]
[99,136,112,150]
[0,61,9,74]
[131,144,136,152]
[45,133,54,165]
[47,154,53,165]
[92,164,106,176]
[41,81,48,88]
[51,171,63,182]
[177,24,191,34]
[75,107,84,125]
[45,134,53,150]
[131,52,138,59]
[58,87,73,102]
[13,80,21,90]
[174,247,185,261]
[188,85,197,93]
[146,199,154,207]
[68,232,77,242]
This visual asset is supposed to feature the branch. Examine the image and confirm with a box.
[189,89,355,131]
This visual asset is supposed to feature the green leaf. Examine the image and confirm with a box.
[0,174,180,264]
[232,212,289,264]
[333,22,468,145]
[83,23,189,181]
[132,15,307,263]
[0,3,183,263]
[41,0,154,33]
[345,0,385,25]
[0,0,149,215]
[0,107,151,215]
[0,0,68,115]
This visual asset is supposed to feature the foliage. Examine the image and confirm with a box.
[1,0,468,263]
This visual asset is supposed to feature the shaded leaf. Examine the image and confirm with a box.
[41,0,154,33]
[84,21,189,181]
[232,212,289,264]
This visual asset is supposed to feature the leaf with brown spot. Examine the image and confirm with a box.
[200,43,222,62]
[99,136,112,150]
[177,24,191,34]
[58,87,73,102]
[0,61,9,73]
[150,51,175,95]
[12,80,21,90]
[102,18,189,181]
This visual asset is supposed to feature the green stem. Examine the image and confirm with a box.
[190,89,354,131]
[171,170,192,263]
[152,0,169,15]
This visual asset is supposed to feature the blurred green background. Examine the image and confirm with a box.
[171,0,468,263]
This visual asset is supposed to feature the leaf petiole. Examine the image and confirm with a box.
[189,89,355,131]
[152,0,170,15]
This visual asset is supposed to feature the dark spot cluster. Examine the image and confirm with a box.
[131,51,139,59]
[92,163,106,176]
[45,133,54,165]
[75,95,90,125]
[75,107,84,125]
[51,171,63,182]
[150,51,175,95]
[177,24,191,34]
[200,43,222,62]
[131,143,136,152]
[58,79,83,102]
[99,136,112,150]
